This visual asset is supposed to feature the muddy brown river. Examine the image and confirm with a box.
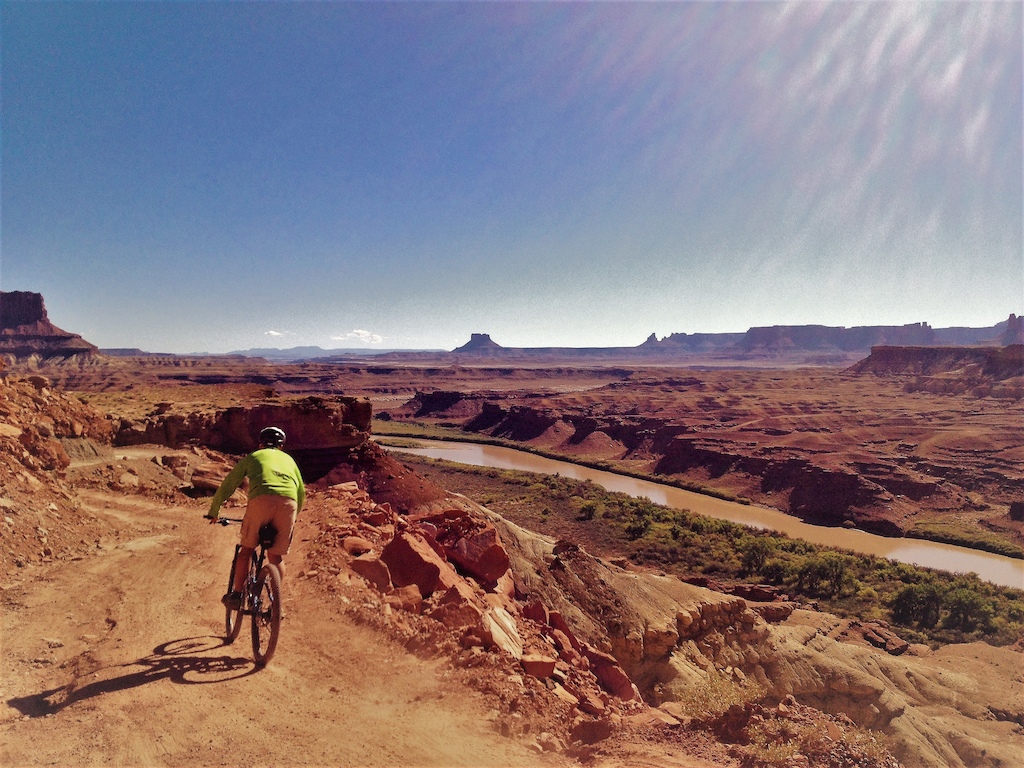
[390,439,1024,589]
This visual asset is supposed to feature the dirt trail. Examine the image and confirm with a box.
[0,485,567,767]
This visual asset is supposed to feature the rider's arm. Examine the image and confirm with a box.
[295,469,305,514]
[205,457,250,519]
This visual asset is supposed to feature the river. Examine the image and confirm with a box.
[388,439,1024,590]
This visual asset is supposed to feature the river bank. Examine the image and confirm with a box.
[378,433,1024,591]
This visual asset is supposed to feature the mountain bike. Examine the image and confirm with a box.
[216,517,282,666]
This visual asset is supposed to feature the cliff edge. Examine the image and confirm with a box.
[0,291,98,359]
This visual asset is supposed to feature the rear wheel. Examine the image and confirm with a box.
[251,564,281,666]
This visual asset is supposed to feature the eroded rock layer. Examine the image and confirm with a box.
[0,292,98,359]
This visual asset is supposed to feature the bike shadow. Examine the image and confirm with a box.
[7,636,258,718]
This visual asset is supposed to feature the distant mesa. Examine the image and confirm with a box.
[6,290,1020,367]
[446,316,1020,361]
[999,314,1024,346]
[0,291,98,359]
[453,333,505,353]
[739,322,936,352]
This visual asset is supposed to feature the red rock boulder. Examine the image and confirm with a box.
[582,644,639,701]
[381,532,462,597]
[412,509,510,583]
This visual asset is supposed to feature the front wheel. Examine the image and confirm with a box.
[251,564,281,666]
[225,602,244,643]
[225,549,251,643]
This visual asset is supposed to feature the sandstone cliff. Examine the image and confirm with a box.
[0,292,97,359]
[850,344,1024,399]
[113,395,373,482]
[849,345,1024,381]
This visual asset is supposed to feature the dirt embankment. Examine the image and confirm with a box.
[0,374,118,571]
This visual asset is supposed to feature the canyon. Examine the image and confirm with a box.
[2,294,1023,767]
[1,366,1022,767]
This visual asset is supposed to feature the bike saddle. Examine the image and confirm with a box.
[258,522,278,548]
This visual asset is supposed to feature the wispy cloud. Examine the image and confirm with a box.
[264,330,288,338]
[330,329,385,345]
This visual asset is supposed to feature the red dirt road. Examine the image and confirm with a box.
[0,488,565,767]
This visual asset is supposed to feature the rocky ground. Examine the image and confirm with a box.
[2,366,1023,767]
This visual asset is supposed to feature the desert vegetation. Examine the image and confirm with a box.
[397,454,1024,648]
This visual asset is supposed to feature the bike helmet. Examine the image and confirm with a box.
[259,426,286,447]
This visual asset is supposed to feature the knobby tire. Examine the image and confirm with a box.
[224,548,249,643]
[251,564,282,666]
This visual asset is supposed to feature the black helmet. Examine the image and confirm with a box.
[259,426,286,447]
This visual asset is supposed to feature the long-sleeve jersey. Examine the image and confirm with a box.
[207,448,305,519]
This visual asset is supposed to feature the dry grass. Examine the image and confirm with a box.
[669,670,765,721]
[742,719,898,768]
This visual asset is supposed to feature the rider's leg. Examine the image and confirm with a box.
[263,495,296,587]
[232,546,255,593]
[269,553,284,584]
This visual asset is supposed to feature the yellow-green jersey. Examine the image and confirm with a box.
[207,448,305,519]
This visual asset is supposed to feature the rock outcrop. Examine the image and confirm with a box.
[0,292,98,359]
[849,344,1024,381]
[481,511,1024,767]
[307,483,649,739]
[1000,313,1024,346]
[114,396,372,481]
[0,374,117,570]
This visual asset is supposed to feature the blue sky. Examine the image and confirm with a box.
[2,1,1021,353]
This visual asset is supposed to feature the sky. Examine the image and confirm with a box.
[2,1,1021,353]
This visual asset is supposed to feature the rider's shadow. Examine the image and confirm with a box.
[7,637,256,717]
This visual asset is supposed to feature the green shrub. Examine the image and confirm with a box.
[942,588,995,632]
[891,583,943,628]
[797,552,850,597]
[625,511,653,540]
[740,536,777,576]
[761,559,789,585]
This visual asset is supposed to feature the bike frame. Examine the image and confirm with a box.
[219,518,282,665]
[231,543,268,612]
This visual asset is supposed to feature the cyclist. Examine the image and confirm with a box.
[205,426,305,610]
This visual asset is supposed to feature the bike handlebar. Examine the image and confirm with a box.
[211,516,244,525]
